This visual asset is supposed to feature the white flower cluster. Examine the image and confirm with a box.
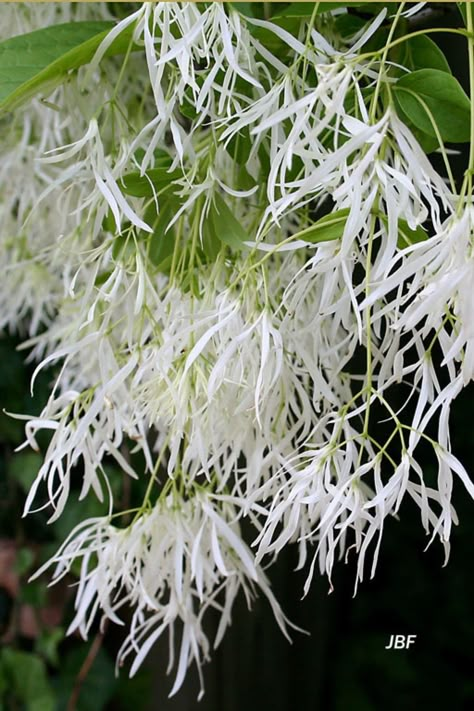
[2,0,473,697]
[32,491,293,698]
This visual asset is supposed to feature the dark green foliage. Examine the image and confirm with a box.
[394,69,471,143]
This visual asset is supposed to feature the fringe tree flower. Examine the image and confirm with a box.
[0,0,472,696]
[33,491,293,698]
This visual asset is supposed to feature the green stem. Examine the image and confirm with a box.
[357,27,471,64]
[370,2,405,121]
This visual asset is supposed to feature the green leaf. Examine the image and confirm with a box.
[101,209,116,235]
[393,69,471,143]
[335,13,367,38]
[378,214,428,248]
[210,194,249,250]
[271,2,365,19]
[0,21,136,115]
[271,2,318,18]
[396,220,427,248]
[146,200,177,270]
[402,35,451,74]
[230,2,255,18]
[458,2,467,25]
[111,189,180,272]
[120,166,181,198]
[292,208,350,244]
[19,580,47,608]
[35,627,65,667]
[1,649,54,711]
[225,126,252,166]
[249,25,294,58]
[407,123,440,154]
[200,215,221,263]
[180,92,199,121]
[358,2,399,15]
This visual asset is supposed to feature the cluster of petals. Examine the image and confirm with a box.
[1,1,472,695]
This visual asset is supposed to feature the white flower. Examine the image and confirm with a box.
[33,491,293,698]
[20,338,146,521]
[94,1,263,168]
[365,207,474,384]
[5,3,474,695]
[255,399,471,592]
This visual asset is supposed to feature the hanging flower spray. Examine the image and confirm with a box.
[1,0,474,698]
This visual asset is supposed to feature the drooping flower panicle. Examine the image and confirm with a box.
[1,0,473,698]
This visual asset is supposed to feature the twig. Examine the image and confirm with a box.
[67,622,109,711]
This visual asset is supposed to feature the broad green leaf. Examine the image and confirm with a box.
[226,164,256,195]
[111,186,180,271]
[292,208,350,244]
[393,69,471,143]
[210,194,249,250]
[271,2,320,18]
[0,21,135,114]
[120,166,181,198]
[401,35,451,74]
[406,122,439,154]
[258,140,271,176]
[388,44,449,153]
